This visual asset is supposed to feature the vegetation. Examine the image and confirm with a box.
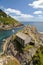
[23,43,34,51]
[0,9,21,26]
[11,35,17,41]
[4,57,20,65]
[0,55,21,65]
[33,46,43,65]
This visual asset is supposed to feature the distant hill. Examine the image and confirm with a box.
[0,9,23,28]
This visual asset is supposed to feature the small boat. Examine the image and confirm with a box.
[3,39,6,42]
[12,30,15,32]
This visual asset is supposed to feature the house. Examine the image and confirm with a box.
[16,32,31,46]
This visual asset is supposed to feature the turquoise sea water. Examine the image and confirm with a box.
[0,27,23,51]
[0,22,43,51]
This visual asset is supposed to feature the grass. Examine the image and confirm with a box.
[12,35,17,41]
[38,48,43,65]
[23,44,33,51]
[0,17,19,25]
[5,58,20,65]
[0,9,21,26]
[1,54,6,58]
[0,55,21,65]
[33,46,43,65]
[39,53,43,65]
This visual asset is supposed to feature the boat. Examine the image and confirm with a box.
[12,30,15,32]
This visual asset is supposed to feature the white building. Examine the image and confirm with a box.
[16,32,31,46]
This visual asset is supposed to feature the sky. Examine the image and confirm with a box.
[0,0,43,22]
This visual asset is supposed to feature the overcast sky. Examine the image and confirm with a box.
[0,0,43,22]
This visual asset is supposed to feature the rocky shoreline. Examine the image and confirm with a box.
[0,25,43,65]
[0,24,24,30]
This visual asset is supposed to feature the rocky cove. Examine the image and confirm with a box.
[0,26,24,52]
[0,5,43,65]
[0,25,43,65]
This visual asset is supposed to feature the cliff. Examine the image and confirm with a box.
[2,25,43,65]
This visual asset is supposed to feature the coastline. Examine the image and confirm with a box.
[1,30,43,53]
[0,35,13,55]
[0,28,43,54]
[0,24,24,30]
[39,32,43,34]
[0,25,43,65]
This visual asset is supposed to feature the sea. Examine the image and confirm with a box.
[0,22,43,52]
[22,22,43,32]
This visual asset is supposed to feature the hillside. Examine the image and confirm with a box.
[0,55,21,65]
[0,9,23,30]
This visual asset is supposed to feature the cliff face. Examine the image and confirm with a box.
[22,25,43,45]
[2,25,43,65]
[0,55,21,65]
